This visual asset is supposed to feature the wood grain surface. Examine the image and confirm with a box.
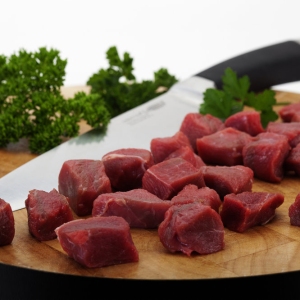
[0,87,300,280]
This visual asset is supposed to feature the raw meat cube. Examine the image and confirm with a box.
[171,184,222,213]
[58,159,112,216]
[285,143,300,176]
[25,189,74,241]
[267,122,300,147]
[92,189,172,228]
[0,198,15,246]
[224,110,265,136]
[164,146,206,168]
[55,216,139,268]
[196,127,253,166]
[279,102,300,122]
[242,132,290,183]
[220,192,284,233]
[102,148,154,191]
[150,131,192,164]
[142,157,203,200]
[289,193,300,226]
[158,202,225,256]
[199,165,254,199]
[179,112,225,151]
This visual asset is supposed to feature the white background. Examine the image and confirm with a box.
[2,0,300,92]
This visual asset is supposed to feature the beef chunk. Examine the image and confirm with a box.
[267,122,300,147]
[55,216,139,268]
[224,110,265,136]
[102,148,154,191]
[58,159,112,216]
[25,189,74,241]
[179,112,225,151]
[285,143,300,176]
[150,131,192,164]
[92,189,172,228]
[279,102,300,122]
[171,184,222,213]
[199,165,254,199]
[142,157,203,200]
[289,193,300,226]
[0,198,15,246]
[158,202,225,256]
[196,127,253,166]
[164,146,206,168]
[242,132,290,183]
[220,192,284,233]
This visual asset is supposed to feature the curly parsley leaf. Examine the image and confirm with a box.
[200,67,279,126]
[87,46,178,118]
[0,46,177,154]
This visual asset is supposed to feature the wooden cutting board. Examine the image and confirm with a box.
[1,87,300,280]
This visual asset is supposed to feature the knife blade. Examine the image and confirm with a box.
[1,40,300,211]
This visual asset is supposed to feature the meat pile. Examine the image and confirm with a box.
[3,102,300,269]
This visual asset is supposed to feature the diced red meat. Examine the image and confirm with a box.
[142,157,203,200]
[289,193,300,226]
[224,110,265,136]
[150,131,192,164]
[25,189,74,241]
[171,184,222,213]
[92,189,172,228]
[291,112,300,122]
[279,102,300,122]
[242,132,290,183]
[199,165,254,199]
[266,122,300,147]
[196,127,253,166]
[220,192,284,233]
[55,216,139,268]
[158,202,225,256]
[102,148,154,191]
[179,112,225,151]
[0,198,15,246]
[58,159,112,216]
[285,143,300,176]
[164,146,206,168]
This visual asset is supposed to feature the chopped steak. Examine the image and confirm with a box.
[150,131,193,164]
[196,127,253,166]
[55,216,139,268]
[142,157,203,200]
[58,159,112,216]
[220,192,284,232]
[224,110,265,136]
[199,165,254,199]
[279,102,300,122]
[25,189,74,241]
[289,193,300,226]
[102,148,154,191]
[164,145,206,168]
[0,198,15,246]
[171,184,222,213]
[285,143,300,176]
[179,112,225,151]
[158,202,225,256]
[242,132,290,183]
[92,189,172,228]
[267,122,300,147]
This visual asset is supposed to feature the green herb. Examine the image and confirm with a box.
[0,46,177,154]
[0,47,110,154]
[87,46,178,118]
[199,67,279,127]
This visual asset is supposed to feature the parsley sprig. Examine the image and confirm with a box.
[199,68,279,127]
[0,46,177,154]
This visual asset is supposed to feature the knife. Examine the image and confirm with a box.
[1,40,300,211]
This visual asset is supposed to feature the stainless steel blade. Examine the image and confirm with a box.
[0,76,214,211]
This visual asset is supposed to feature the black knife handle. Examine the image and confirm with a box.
[196,40,300,92]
